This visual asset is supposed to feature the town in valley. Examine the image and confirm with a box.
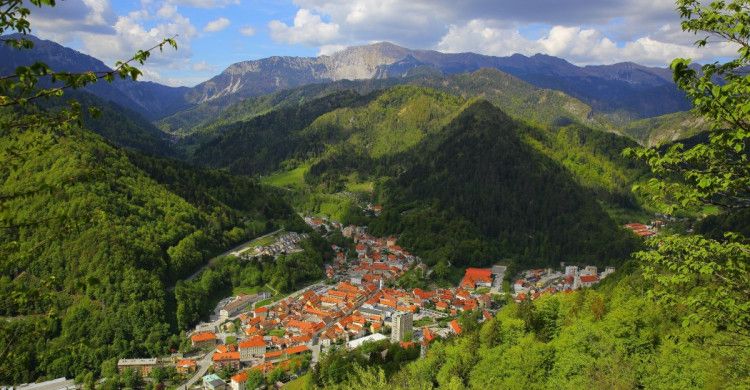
[110,215,621,390]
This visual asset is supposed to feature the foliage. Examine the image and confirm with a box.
[312,341,420,388]
[335,271,750,389]
[175,234,326,330]
[625,0,750,337]
[369,101,638,268]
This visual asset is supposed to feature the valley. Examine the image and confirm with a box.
[1,1,748,387]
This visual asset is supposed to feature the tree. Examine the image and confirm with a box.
[0,0,177,211]
[625,0,750,336]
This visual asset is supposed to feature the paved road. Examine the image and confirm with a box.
[182,351,212,389]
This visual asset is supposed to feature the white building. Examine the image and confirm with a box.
[346,333,388,349]
[391,311,413,343]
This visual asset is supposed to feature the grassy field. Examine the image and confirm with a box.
[284,373,312,389]
[262,163,310,189]
[231,285,272,296]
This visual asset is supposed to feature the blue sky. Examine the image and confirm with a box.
[27,0,738,86]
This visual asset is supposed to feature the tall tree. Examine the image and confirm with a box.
[626,0,750,336]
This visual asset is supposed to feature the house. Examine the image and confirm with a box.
[239,336,266,362]
[176,358,197,374]
[577,274,600,288]
[117,358,159,376]
[191,331,218,348]
[213,351,241,370]
[449,320,462,335]
[203,374,226,390]
[230,371,248,390]
[582,266,598,276]
[253,306,268,319]
[221,295,258,319]
[422,327,435,345]
[459,268,493,289]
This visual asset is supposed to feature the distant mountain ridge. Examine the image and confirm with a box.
[1,36,691,122]
[188,41,691,119]
[0,34,191,120]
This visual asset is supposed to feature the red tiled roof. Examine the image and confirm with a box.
[212,351,240,362]
[239,335,265,349]
[216,344,237,353]
[177,359,196,368]
[285,345,310,355]
[264,350,283,359]
[580,275,599,283]
[449,320,462,334]
[423,327,434,342]
[191,331,216,342]
[231,371,248,383]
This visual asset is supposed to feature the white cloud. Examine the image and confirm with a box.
[269,9,340,45]
[203,17,231,32]
[191,60,215,71]
[156,4,178,18]
[436,19,739,66]
[239,25,256,36]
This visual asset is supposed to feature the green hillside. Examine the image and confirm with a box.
[365,101,637,268]
[164,69,620,142]
[622,110,707,146]
[0,115,297,383]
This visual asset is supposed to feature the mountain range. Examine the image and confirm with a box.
[1,36,693,127]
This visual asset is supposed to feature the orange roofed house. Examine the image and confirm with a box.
[213,351,241,370]
[239,335,266,362]
[176,358,197,374]
[230,371,249,390]
[460,268,493,290]
[191,331,217,348]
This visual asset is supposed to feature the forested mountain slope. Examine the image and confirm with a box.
[365,101,637,268]
[622,110,708,146]
[0,116,298,383]
[162,69,616,138]
[187,86,639,270]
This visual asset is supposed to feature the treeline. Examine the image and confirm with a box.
[312,340,421,388]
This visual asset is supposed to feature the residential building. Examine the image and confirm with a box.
[221,294,260,319]
[117,358,158,376]
[191,331,218,348]
[391,311,413,343]
[449,320,462,335]
[583,266,598,276]
[213,351,241,370]
[459,268,493,290]
[239,336,266,362]
[203,374,226,390]
[176,358,197,374]
[230,371,248,390]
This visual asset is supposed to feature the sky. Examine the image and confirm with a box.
[26,0,738,87]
